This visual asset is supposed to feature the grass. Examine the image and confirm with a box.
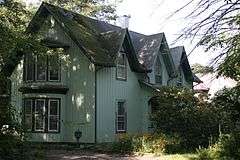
[157,154,197,160]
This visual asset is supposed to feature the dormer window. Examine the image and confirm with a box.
[116,48,127,80]
[24,53,60,82]
[155,57,162,84]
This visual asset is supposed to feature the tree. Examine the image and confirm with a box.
[175,0,240,81]
[192,63,214,74]
[0,0,117,158]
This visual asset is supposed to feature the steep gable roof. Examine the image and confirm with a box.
[170,46,193,82]
[28,2,148,72]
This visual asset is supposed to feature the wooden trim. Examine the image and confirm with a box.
[23,98,61,133]
[19,85,69,94]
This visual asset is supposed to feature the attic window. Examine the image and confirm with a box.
[155,56,162,84]
[116,48,127,80]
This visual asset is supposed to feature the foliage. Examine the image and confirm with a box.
[111,133,180,154]
[175,0,240,81]
[195,133,240,160]
[150,86,227,150]
[212,85,240,132]
[45,0,118,21]
[191,63,214,74]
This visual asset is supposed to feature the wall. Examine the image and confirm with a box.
[96,58,152,142]
[10,15,96,143]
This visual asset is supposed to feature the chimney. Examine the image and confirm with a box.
[117,14,131,28]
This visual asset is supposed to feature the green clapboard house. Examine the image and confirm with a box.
[10,2,197,143]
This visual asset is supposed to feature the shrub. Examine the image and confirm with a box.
[196,133,240,160]
[112,133,180,154]
[150,86,224,150]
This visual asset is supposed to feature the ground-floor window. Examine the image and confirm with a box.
[23,98,60,133]
[115,100,127,133]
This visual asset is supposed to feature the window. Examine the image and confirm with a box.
[23,98,60,133]
[116,48,127,80]
[177,70,183,86]
[116,100,127,133]
[24,54,60,82]
[24,99,32,131]
[155,57,162,84]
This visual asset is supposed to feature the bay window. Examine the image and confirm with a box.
[23,98,60,133]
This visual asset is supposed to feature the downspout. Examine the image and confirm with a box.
[94,67,97,143]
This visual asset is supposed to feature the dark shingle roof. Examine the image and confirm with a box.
[28,3,182,76]
[170,46,194,83]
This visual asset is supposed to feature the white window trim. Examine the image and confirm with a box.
[116,52,127,80]
[35,56,47,81]
[24,99,32,131]
[116,99,127,133]
[25,55,35,82]
[48,58,61,82]
[155,57,162,84]
[34,99,45,132]
[48,99,60,132]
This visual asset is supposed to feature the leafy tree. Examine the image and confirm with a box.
[150,86,228,150]
[192,63,214,74]
[175,0,240,81]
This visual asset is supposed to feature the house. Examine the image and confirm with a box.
[10,2,196,143]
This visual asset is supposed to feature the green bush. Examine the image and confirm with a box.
[112,133,180,154]
[150,86,224,150]
[196,133,240,160]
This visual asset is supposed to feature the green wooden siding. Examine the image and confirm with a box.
[11,16,95,143]
[96,59,152,142]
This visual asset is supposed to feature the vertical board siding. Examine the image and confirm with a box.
[96,60,151,142]
[10,16,95,143]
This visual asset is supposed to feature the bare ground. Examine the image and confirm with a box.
[45,150,196,160]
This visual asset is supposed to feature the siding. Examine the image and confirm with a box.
[96,59,152,142]
[10,15,95,143]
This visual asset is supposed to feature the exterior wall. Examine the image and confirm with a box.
[148,53,169,85]
[96,60,152,142]
[10,16,95,143]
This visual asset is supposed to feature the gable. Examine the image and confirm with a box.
[170,46,193,83]
[28,2,147,73]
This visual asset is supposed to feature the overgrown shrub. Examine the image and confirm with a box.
[150,86,227,150]
[112,133,180,154]
[196,133,240,160]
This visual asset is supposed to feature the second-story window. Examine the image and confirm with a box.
[24,53,60,82]
[116,49,127,80]
[155,57,162,84]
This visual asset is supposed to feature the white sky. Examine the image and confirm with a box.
[25,0,217,66]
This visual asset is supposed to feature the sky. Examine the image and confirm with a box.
[25,0,217,66]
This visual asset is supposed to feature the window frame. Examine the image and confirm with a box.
[48,56,61,82]
[24,54,61,82]
[23,98,61,133]
[155,57,162,85]
[48,99,60,132]
[116,51,127,81]
[23,99,33,132]
[115,99,127,133]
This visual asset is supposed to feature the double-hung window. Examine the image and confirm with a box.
[155,57,162,84]
[116,100,127,133]
[24,53,60,82]
[116,48,127,80]
[23,98,60,133]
